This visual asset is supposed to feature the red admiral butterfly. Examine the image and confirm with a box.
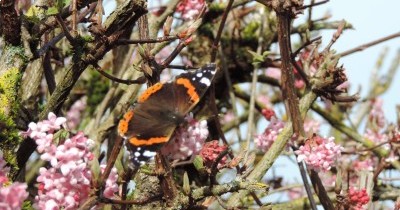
[118,64,217,166]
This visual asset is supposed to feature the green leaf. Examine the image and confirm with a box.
[248,50,272,65]
[193,155,204,171]
[46,7,59,16]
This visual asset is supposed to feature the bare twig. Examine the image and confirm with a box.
[43,46,56,94]
[300,0,329,10]
[338,31,400,57]
[55,14,76,44]
[210,149,230,187]
[116,36,178,45]
[72,0,78,36]
[210,0,235,62]
[167,64,197,70]
[244,7,264,168]
[93,64,146,85]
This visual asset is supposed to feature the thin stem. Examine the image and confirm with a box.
[244,7,265,166]
[210,0,235,62]
[93,64,146,85]
[300,0,329,10]
[55,14,75,44]
[116,36,178,45]
[220,46,243,142]
[338,31,400,57]
[72,0,78,36]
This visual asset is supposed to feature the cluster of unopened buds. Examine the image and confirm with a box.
[199,140,228,169]
[22,112,119,209]
[348,188,370,210]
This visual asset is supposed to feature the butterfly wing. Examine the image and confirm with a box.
[118,64,217,166]
[173,63,217,115]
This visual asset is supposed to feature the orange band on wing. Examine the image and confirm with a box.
[138,83,163,103]
[129,136,169,146]
[118,110,134,136]
[176,78,199,103]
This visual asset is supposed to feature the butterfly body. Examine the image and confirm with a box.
[118,64,217,166]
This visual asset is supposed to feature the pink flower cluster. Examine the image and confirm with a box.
[352,159,374,172]
[176,0,205,20]
[66,97,87,130]
[348,188,370,210]
[23,112,119,210]
[0,152,29,210]
[295,135,343,172]
[199,140,228,169]
[363,129,388,146]
[255,116,321,152]
[254,117,285,152]
[161,114,209,160]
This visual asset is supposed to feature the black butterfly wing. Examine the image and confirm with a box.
[118,82,179,147]
[173,63,217,115]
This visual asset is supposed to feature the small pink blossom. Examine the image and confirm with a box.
[294,79,305,89]
[352,159,374,172]
[287,187,304,200]
[176,0,205,20]
[257,95,271,107]
[0,182,29,210]
[303,118,321,135]
[23,112,66,139]
[161,114,209,160]
[0,152,29,210]
[220,111,235,124]
[364,129,388,146]
[102,167,119,199]
[199,140,228,169]
[254,117,285,152]
[295,135,343,172]
[265,67,281,80]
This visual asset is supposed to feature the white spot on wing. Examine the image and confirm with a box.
[196,72,203,77]
[200,77,211,86]
[143,150,157,157]
[134,152,141,157]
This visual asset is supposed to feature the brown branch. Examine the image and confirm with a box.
[338,31,400,57]
[167,64,197,70]
[292,36,322,58]
[210,0,234,62]
[300,0,329,10]
[93,64,146,85]
[116,36,178,45]
[0,0,21,45]
[55,14,76,45]
[43,48,56,94]
[160,39,190,68]
[275,4,320,210]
